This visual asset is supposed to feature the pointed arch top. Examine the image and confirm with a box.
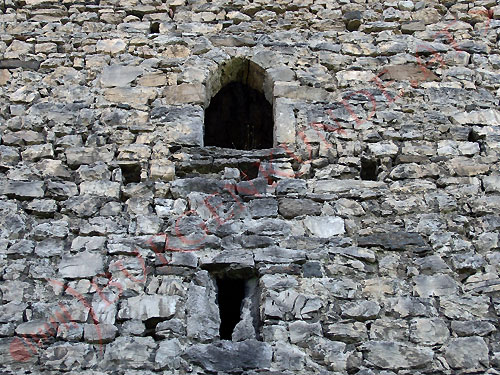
[203,57,275,150]
[205,57,274,108]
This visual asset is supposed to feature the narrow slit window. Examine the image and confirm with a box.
[216,277,246,340]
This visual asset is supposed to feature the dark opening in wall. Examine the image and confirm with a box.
[150,22,160,34]
[144,317,164,339]
[216,277,246,340]
[360,158,378,181]
[120,164,142,184]
[239,161,260,181]
[204,82,273,150]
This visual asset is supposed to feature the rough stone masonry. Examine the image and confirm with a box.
[0,0,500,374]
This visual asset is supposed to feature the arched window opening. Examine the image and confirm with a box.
[204,58,273,150]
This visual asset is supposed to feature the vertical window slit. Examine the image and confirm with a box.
[216,277,246,340]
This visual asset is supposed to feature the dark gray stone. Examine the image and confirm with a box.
[186,340,272,372]
[0,59,41,70]
[1,181,45,199]
[249,198,278,218]
[451,320,496,337]
[357,232,429,251]
[278,198,322,218]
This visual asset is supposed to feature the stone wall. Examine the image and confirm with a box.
[1,0,500,374]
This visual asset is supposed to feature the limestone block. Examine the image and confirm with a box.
[80,181,121,199]
[162,83,205,105]
[185,340,272,372]
[362,341,434,370]
[409,318,450,345]
[413,275,459,297]
[186,284,220,341]
[102,337,157,370]
[100,64,143,87]
[341,300,380,320]
[4,40,34,59]
[118,295,178,320]
[445,337,489,369]
[59,251,104,278]
[96,39,127,55]
[150,159,175,181]
[303,216,345,237]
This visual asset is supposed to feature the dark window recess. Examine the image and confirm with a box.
[216,277,246,340]
[360,158,378,181]
[120,164,142,184]
[144,317,164,339]
[150,22,160,34]
[204,82,273,150]
[239,161,260,181]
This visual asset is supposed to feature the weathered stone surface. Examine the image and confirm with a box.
[483,175,500,193]
[186,281,220,341]
[21,144,54,161]
[155,338,182,369]
[0,59,40,70]
[57,323,83,341]
[1,181,45,199]
[380,64,440,82]
[15,320,57,336]
[0,1,499,374]
[444,337,489,369]
[163,83,205,105]
[451,320,496,337]
[254,246,306,263]
[326,321,368,343]
[100,64,143,87]
[387,297,438,318]
[0,201,27,240]
[370,319,409,341]
[312,180,385,194]
[248,197,278,218]
[358,232,428,251]
[96,39,127,55]
[341,300,380,320]
[451,109,500,126]
[363,341,434,370]
[104,87,157,109]
[0,302,27,323]
[102,337,157,370]
[303,216,344,237]
[278,198,322,218]
[80,181,121,199]
[150,105,204,146]
[65,147,115,167]
[409,318,450,345]
[118,295,178,320]
[83,323,117,344]
[185,340,272,372]
[150,159,175,181]
[35,238,65,257]
[440,295,490,320]
[59,251,104,278]
[413,275,459,297]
